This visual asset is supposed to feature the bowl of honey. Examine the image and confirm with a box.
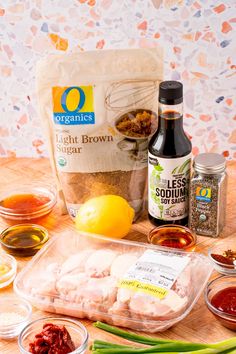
[0,224,49,257]
[0,184,57,222]
[148,224,196,251]
[205,275,236,331]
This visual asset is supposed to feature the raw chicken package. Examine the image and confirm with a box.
[36,48,163,220]
[14,232,212,332]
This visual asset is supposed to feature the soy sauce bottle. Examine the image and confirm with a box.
[148,81,192,226]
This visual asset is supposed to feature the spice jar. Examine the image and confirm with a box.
[189,153,227,237]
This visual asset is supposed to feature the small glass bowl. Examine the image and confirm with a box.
[208,239,236,275]
[0,184,57,222]
[205,275,236,331]
[0,253,17,288]
[0,297,32,339]
[18,317,88,354]
[148,224,196,251]
[0,224,49,257]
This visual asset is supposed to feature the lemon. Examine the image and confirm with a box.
[75,195,134,239]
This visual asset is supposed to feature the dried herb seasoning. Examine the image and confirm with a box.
[189,153,227,237]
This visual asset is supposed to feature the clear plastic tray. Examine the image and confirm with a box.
[14,232,213,332]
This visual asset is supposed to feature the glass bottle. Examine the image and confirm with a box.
[148,81,192,226]
[189,153,227,237]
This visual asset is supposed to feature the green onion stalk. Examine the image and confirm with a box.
[92,322,236,354]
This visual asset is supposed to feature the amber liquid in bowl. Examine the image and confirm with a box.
[148,225,196,251]
[0,189,56,225]
[0,194,51,212]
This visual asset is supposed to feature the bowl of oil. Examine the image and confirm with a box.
[0,224,49,257]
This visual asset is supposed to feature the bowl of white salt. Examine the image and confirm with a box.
[0,296,32,339]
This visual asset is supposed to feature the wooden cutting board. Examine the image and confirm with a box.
[0,158,236,353]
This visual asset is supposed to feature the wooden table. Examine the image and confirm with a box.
[0,158,235,353]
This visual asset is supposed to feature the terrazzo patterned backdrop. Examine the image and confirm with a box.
[0,0,235,158]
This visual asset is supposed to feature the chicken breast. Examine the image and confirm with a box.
[60,250,93,276]
[128,288,188,320]
[56,273,88,296]
[80,276,118,314]
[129,292,171,318]
[117,287,133,303]
[161,289,188,313]
[82,276,117,304]
[85,249,118,278]
[54,298,86,319]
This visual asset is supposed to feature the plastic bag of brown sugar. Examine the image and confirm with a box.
[36,48,163,220]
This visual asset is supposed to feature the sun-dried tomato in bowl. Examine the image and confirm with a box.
[18,317,88,354]
[28,323,75,354]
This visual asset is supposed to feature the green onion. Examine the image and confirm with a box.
[220,350,236,354]
[92,347,236,354]
[91,345,221,354]
[211,338,236,350]
[92,340,211,353]
[94,322,177,345]
[92,322,236,354]
[92,350,219,354]
[91,340,136,351]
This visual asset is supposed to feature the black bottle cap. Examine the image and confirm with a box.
[159,81,183,105]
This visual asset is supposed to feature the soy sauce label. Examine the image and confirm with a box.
[148,153,191,220]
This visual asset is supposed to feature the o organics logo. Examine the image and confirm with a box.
[52,86,95,125]
[58,156,67,167]
[61,87,86,113]
[196,187,211,202]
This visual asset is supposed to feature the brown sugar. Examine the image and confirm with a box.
[116,110,157,138]
[60,168,147,206]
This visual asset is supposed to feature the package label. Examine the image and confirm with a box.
[51,85,153,173]
[118,250,189,299]
[148,153,191,220]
